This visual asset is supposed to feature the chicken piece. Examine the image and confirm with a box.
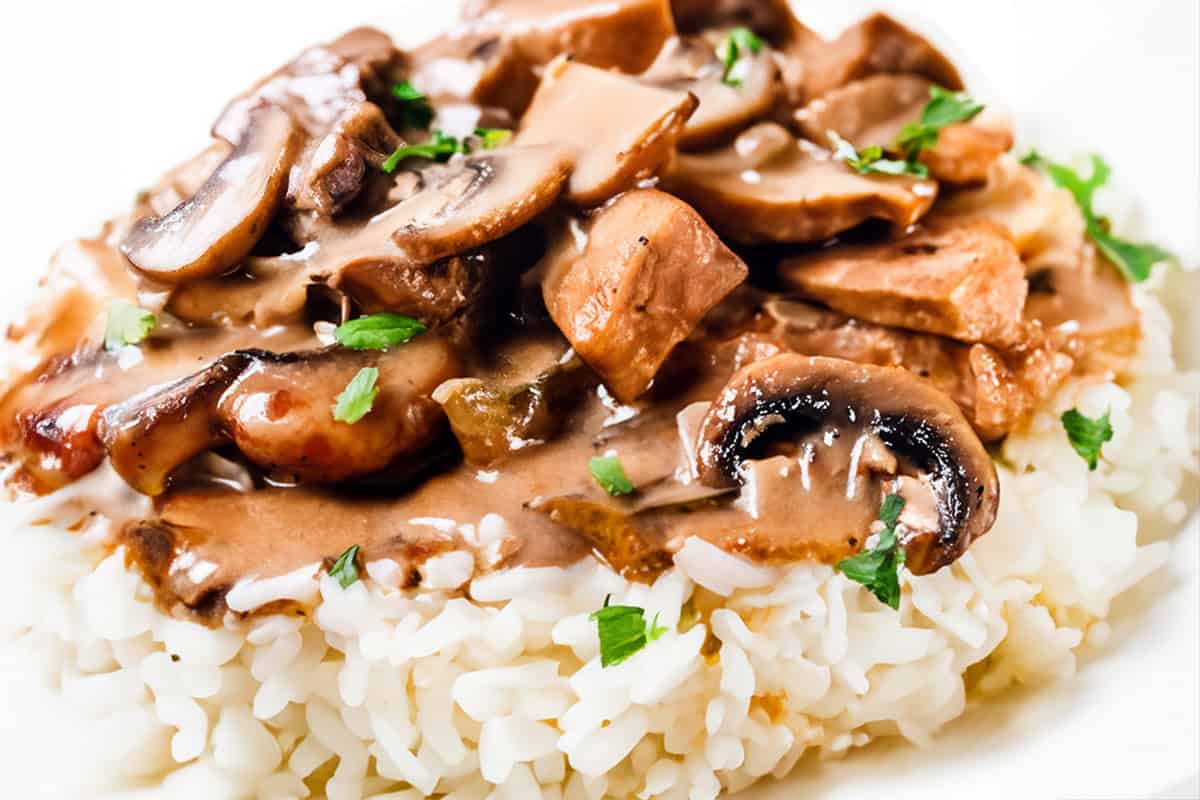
[542,189,748,401]
[794,74,1013,186]
[780,220,1029,348]
[517,58,698,205]
[412,0,675,115]
[792,12,963,102]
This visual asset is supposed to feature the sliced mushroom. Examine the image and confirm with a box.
[99,354,251,496]
[779,220,1029,348]
[542,189,748,401]
[790,12,963,102]
[218,339,460,484]
[97,338,462,494]
[289,101,404,216]
[795,74,1012,186]
[517,58,698,205]
[641,35,779,151]
[694,353,999,574]
[412,0,675,115]
[664,122,937,244]
[121,106,301,285]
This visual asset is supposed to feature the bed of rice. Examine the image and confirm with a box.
[1,271,1196,798]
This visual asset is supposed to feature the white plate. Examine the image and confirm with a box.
[0,2,1196,797]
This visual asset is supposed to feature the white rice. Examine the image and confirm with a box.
[1,275,1194,800]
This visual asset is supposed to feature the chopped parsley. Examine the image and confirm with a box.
[380,127,514,173]
[390,80,434,130]
[717,27,764,87]
[329,544,361,588]
[590,596,669,667]
[1061,408,1114,471]
[589,454,634,496]
[836,494,907,609]
[332,367,380,424]
[334,313,427,351]
[1022,150,1172,283]
[103,300,157,351]
[829,131,929,178]
[895,86,984,159]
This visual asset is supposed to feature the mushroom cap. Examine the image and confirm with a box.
[694,353,999,574]
[121,105,300,285]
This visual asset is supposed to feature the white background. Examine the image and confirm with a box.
[0,1,1196,798]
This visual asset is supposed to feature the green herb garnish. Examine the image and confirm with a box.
[1022,151,1172,283]
[895,86,984,158]
[332,367,380,424]
[829,131,929,178]
[474,127,513,149]
[391,80,435,130]
[103,300,157,351]
[334,313,427,351]
[1061,408,1114,471]
[380,127,513,173]
[329,544,361,588]
[590,596,669,667]
[381,131,464,172]
[589,454,634,496]
[836,494,907,609]
[717,27,764,87]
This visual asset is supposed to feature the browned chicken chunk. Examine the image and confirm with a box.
[543,189,748,401]
[780,220,1029,348]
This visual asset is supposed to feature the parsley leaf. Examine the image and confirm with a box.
[829,131,929,178]
[717,27,764,87]
[474,127,513,149]
[590,596,670,667]
[334,313,427,351]
[836,494,907,609]
[332,367,380,424]
[1061,408,1114,470]
[381,131,464,173]
[391,80,434,130]
[895,86,984,159]
[589,454,635,496]
[1021,151,1172,282]
[329,544,361,588]
[380,127,513,173]
[104,300,157,351]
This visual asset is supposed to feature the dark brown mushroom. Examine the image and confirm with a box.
[98,338,462,494]
[664,122,937,244]
[517,58,698,205]
[641,36,779,151]
[121,105,300,285]
[694,353,999,574]
[794,74,1013,186]
[779,220,1030,348]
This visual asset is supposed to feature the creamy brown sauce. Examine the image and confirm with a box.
[1,7,1142,623]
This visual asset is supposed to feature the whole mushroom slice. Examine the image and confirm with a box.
[664,122,937,244]
[779,220,1030,348]
[794,74,1013,186]
[517,58,698,206]
[121,106,301,285]
[694,353,999,574]
[97,338,462,494]
[791,12,963,102]
[542,189,748,402]
[412,0,675,116]
[218,338,461,484]
[641,36,779,151]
